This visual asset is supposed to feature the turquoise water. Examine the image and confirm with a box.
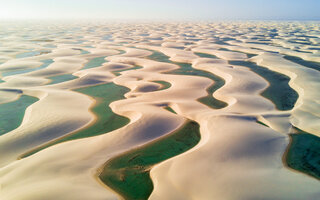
[0,95,38,136]
[148,51,228,109]
[22,63,142,157]
[218,48,256,58]
[194,52,218,59]
[287,128,320,180]
[71,48,90,55]
[152,81,171,91]
[284,55,320,72]
[83,56,107,69]
[100,121,200,200]
[48,74,78,85]
[22,83,130,158]
[80,50,90,55]
[229,60,298,111]
[15,51,40,59]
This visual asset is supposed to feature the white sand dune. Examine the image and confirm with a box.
[0,89,23,104]
[0,89,94,167]
[0,21,319,200]
[0,61,43,74]
[0,45,121,166]
[150,116,320,200]
[228,40,320,63]
[250,53,320,136]
[148,47,320,200]
[0,48,205,199]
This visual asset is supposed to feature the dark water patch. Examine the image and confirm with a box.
[170,46,184,50]
[287,40,311,45]
[184,42,194,46]
[194,52,218,59]
[117,50,126,55]
[299,35,318,39]
[16,51,40,59]
[2,59,54,77]
[152,81,171,91]
[148,51,227,109]
[2,50,17,53]
[249,46,279,54]
[250,37,264,40]
[83,56,107,70]
[136,85,159,93]
[21,83,130,158]
[214,40,229,45]
[30,39,54,42]
[146,37,163,41]
[103,35,113,41]
[268,33,278,38]
[19,44,136,157]
[218,48,256,58]
[286,128,320,180]
[0,95,38,136]
[164,107,177,114]
[39,51,51,55]
[185,38,201,42]
[247,41,270,45]
[0,88,23,93]
[308,47,320,50]
[292,49,311,53]
[256,120,269,127]
[72,48,90,55]
[229,60,298,111]
[112,66,142,76]
[284,55,320,72]
[80,50,90,55]
[48,74,78,85]
[99,121,200,200]
[258,39,272,42]
[221,38,236,42]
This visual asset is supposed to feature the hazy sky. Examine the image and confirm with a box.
[1,0,319,20]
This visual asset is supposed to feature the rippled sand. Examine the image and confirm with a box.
[0,21,319,200]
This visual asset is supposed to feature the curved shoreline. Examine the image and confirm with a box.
[0,95,38,136]
[284,130,320,180]
[98,120,200,200]
[229,59,299,111]
[21,82,130,158]
[147,50,228,109]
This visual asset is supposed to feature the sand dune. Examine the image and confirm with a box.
[0,21,319,200]
[251,53,320,136]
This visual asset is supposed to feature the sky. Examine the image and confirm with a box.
[0,0,319,21]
